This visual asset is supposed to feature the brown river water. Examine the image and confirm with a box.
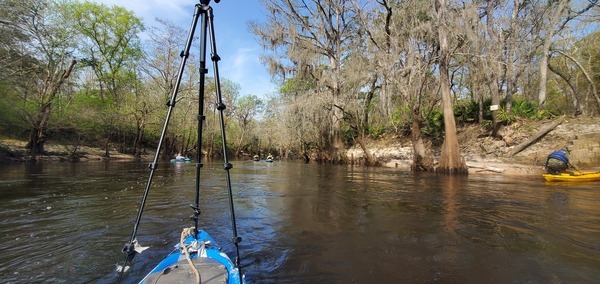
[0,160,598,283]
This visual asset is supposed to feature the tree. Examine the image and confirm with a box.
[251,0,358,163]
[202,78,240,158]
[349,0,434,167]
[232,95,264,156]
[242,0,599,165]
[384,0,438,171]
[66,1,144,156]
[0,0,77,159]
[68,2,143,100]
[141,18,200,157]
[271,77,322,160]
[535,0,596,107]
[435,0,467,174]
[354,0,440,170]
[548,46,600,116]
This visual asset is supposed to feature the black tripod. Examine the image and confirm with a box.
[119,0,243,281]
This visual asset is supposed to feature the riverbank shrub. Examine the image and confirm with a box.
[389,105,412,133]
[369,124,386,139]
[422,109,445,143]
[454,98,493,125]
[499,98,555,123]
[510,98,537,118]
[497,107,516,125]
[454,100,479,124]
[0,87,29,139]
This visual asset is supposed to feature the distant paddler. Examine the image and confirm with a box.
[544,149,580,174]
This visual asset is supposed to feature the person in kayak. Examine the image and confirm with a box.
[544,149,580,174]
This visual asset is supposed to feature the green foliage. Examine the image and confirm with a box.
[422,109,445,142]
[0,85,27,137]
[532,109,554,120]
[67,91,113,133]
[494,97,558,124]
[480,119,493,129]
[496,107,516,124]
[545,31,600,116]
[451,97,554,126]
[542,88,574,116]
[342,127,357,146]
[235,95,264,124]
[1,0,596,160]
[66,1,144,100]
[280,77,316,98]
[454,100,480,124]
[389,105,412,133]
[453,98,493,124]
[368,124,386,139]
[501,98,554,123]
[510,98,537,118]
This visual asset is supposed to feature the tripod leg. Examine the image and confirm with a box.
[204,5,244,276]
[118,4,203,282]
[194,3,209,239]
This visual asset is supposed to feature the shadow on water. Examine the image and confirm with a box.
[0,161,598,283]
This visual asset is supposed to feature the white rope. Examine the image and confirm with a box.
[180,227,201,284]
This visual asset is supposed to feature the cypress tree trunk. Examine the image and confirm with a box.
[435,0,468,175]
[411,107,434,171]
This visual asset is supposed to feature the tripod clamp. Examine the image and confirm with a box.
[118,0,243,282]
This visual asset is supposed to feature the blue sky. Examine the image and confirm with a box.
[92,0,275,98]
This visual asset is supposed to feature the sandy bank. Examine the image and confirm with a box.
[382,159,542,176]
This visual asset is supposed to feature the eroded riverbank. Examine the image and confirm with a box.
[2,117,599,176]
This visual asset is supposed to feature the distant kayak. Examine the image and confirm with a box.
[118,3,245,282]
[543,171,600,182]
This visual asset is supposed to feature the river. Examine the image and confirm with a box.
[0,160,598,283]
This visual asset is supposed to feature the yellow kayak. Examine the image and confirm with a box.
[543,171,600,182]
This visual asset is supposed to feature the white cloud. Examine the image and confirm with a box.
[92,0,189,25]
[92,0,276,98]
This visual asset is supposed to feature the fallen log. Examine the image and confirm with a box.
[508,117,565,157]
[468,165,505,173]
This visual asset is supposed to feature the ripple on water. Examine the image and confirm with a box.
[1,161,599,283]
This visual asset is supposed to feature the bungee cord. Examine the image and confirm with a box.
[117,1,243,283]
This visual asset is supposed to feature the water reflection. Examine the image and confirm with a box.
[0,161,598,283]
